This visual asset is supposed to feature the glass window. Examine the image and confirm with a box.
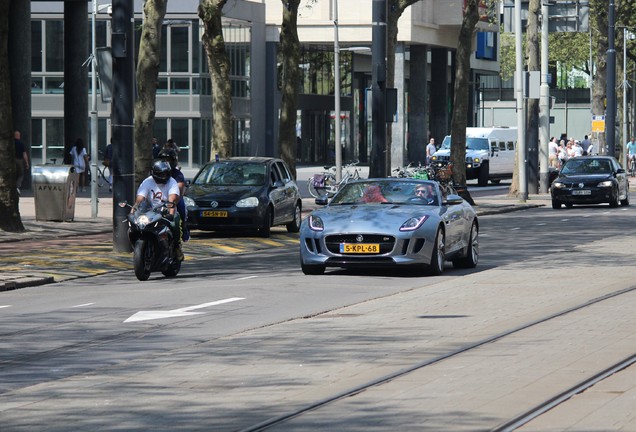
[154,118,168,144]
[157,78,168,95]
[170,118,189,162]
[192,21,200,73]
[499,141,506,151]
[507,141,515,151]
[44,77,65,94]
[170,78,190,94]
[45,119,65,162]
[31,78,43,94]
[45,21,64,72]
[171,26,189,72]
[31,119,43,164]
[160,26,167,72]
[32,21,42,72]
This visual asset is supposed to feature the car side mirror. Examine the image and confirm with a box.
[315,195,329,206]
[616,168,626,174]
[272,180,285,188]
[443,194,464,206]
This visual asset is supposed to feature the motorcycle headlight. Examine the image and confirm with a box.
[309,215,324,231]
[236,197,259,208]
[183,196,195,207]
[136,214,151,229]
[597,180,613,187]
[400,215,429,231]
[552,182,565,189]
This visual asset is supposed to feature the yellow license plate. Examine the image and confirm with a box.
[202,210,228,217]
[340,243,380,254]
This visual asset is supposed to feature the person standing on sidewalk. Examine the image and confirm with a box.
[14,130,29,195]
[69,138,90,192]
[426,137,436,165]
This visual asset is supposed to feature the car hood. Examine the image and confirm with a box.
[555,173,613,183]
[308,204,439,232]
[185,184,262,201]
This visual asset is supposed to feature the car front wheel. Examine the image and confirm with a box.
[286,202,302,233]
[552,199,562,209]
[609,188,620,208]
[427,227,445,276]
[453,221,478,269]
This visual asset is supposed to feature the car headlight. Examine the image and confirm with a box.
[308,215,324,231]
[236,197,259,208]
[473,157,480,163]
[597,180,613,187]
[431,156,437,161]
[399,215,429,231]
[552,182,565,189]
[183,196,195,207]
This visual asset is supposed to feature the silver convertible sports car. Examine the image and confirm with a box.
[299,178,479,275]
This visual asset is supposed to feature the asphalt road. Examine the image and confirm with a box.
[1,201,635,430]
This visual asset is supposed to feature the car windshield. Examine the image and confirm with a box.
[330,180,440,206]
[193,161,267,186]
[561,158,613,175]
[441,136,489,151]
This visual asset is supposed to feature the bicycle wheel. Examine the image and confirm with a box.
[309,174,337,198]
[99,165,111,188]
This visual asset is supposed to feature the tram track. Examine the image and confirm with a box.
[238,284,636,431]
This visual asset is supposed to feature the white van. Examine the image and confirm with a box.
[431,127,518,186]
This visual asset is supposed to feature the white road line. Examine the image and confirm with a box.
[0,305,12,309]
[124,297,246,323]
[71,303,95,308]
[236,275,258,280]
[511,227,521,230]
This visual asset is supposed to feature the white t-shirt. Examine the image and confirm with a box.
[136,176,180,208]
[69,147,87,173]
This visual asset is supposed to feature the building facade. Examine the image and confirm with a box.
[26,0,501,172]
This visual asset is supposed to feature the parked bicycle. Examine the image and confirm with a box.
[308,160,361,198]
[96,150,112,191]
[393,161,456,196]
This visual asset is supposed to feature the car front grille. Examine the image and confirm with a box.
[325,234,395,255]
[194,199,235,208]
[434,155,451,162]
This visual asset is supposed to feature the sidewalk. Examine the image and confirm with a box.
[0,176,548,291]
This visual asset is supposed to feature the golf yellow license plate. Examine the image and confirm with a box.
[340,243,380,254]
[202,210,228,217]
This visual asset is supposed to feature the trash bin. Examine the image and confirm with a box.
[32,165,79,222]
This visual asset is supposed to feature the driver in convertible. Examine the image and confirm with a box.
[414,184,437,205]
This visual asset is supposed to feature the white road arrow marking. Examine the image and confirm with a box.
[124,297,245,323]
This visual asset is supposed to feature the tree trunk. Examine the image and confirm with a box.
[134,0,167,188]
[449,0,479,205]
[0,0,24,232]
[591,0,608,155]
[199,0,232,160]
[278,0,301,179]
[525,0,540,194]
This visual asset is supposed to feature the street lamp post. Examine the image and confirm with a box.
[90,0,99,217]
[622,27,634,170]
[333,0,342,183]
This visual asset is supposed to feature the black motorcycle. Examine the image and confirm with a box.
[121,201,182,281]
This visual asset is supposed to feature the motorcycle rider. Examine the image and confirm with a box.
[158,148,189,241]
[132,160,184,261]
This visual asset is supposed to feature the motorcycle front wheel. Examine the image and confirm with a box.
[162,258,181,278]
[133,239,152,281]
